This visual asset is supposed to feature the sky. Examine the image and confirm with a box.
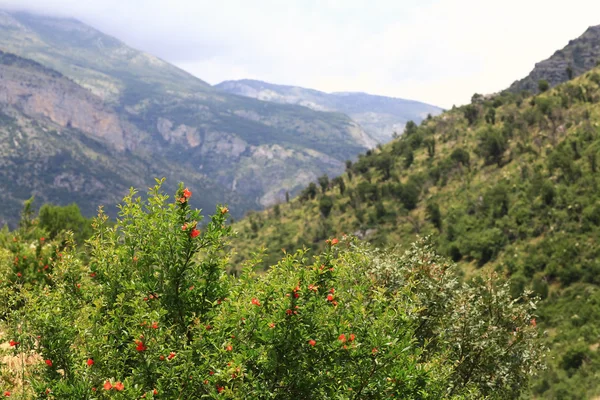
[2,0,600,108]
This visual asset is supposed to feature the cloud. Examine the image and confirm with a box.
[1,0,600,108]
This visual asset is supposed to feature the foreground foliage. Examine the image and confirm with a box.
[0,182,544,398]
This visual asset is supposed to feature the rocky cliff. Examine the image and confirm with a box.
[509,25,600,93]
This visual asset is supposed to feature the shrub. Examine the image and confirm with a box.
[2,183,545,399]
[538,80,550,93]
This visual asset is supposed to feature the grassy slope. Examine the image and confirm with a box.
[231,68,600,398]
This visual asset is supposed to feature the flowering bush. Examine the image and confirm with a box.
[1,180,545,398]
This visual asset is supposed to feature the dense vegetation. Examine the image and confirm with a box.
[231,68,600,398]
[0,182,544,398]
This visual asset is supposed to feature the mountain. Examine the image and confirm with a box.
[230,67,600,397]
[215,79,443,143]
[509,25,600,94]
[0,10,377,220]
[0,50,247,227]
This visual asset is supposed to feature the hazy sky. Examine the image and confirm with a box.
[2,0,600,108]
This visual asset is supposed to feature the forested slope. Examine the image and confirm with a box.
[232,68,600,398]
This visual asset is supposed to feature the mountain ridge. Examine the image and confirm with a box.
[215,79,443,143]
[0,10,392,215]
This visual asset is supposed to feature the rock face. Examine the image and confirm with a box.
[0,51,132,151]
[215,80,444,143]
[509,25,600,94]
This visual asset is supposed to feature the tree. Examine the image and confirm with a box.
[566,65,574,80]
[318,175,330,193]
[404,120,418,136]
[471,93,484,104]
[477,127,507,166]
[425,137,436,158]
[318,195,334,217]
[538,79,550,93]
[403,149,414,168]
[426,201,442,231]
[375,153,393,180]
[485,107,496,125]
[450,148,470,167]
[38,203,93,244]
[463,105,479,125]
[332,176,346,195]
[300,182,318,201]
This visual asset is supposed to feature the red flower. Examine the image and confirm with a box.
[286,309,293,315]
[190,228,200,238]
[220,206,229,214]
[331,238,339,245]
[205,324,212,330]
[293,293,299,298]
[16,272,22,278]
[159,355,165,361]
[327,294,334,302]
[103,381,112,391]
[136,341,147,352]
[338,334,346,343]
[4,391,10,397]
[329,288,335,294]
[114,381,124,391]
[217,386,224,393]
[182,188,192,199]
[226,345,233,352]
[251,298,261,306]
[40,237,45,242]
[372,348,378,354]
[87,358,94,366]
[308,339,316,346]
[153,389,158,395]
[45,359,53,367]
[9,340,19,347]
[151,322,159,329]
[349,333,356,342]
[531,318,537,327]
[209,371,214,375]
[268,322,275,329]
[168,352,176,360]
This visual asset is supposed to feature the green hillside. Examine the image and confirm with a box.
[231,68,600,398]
